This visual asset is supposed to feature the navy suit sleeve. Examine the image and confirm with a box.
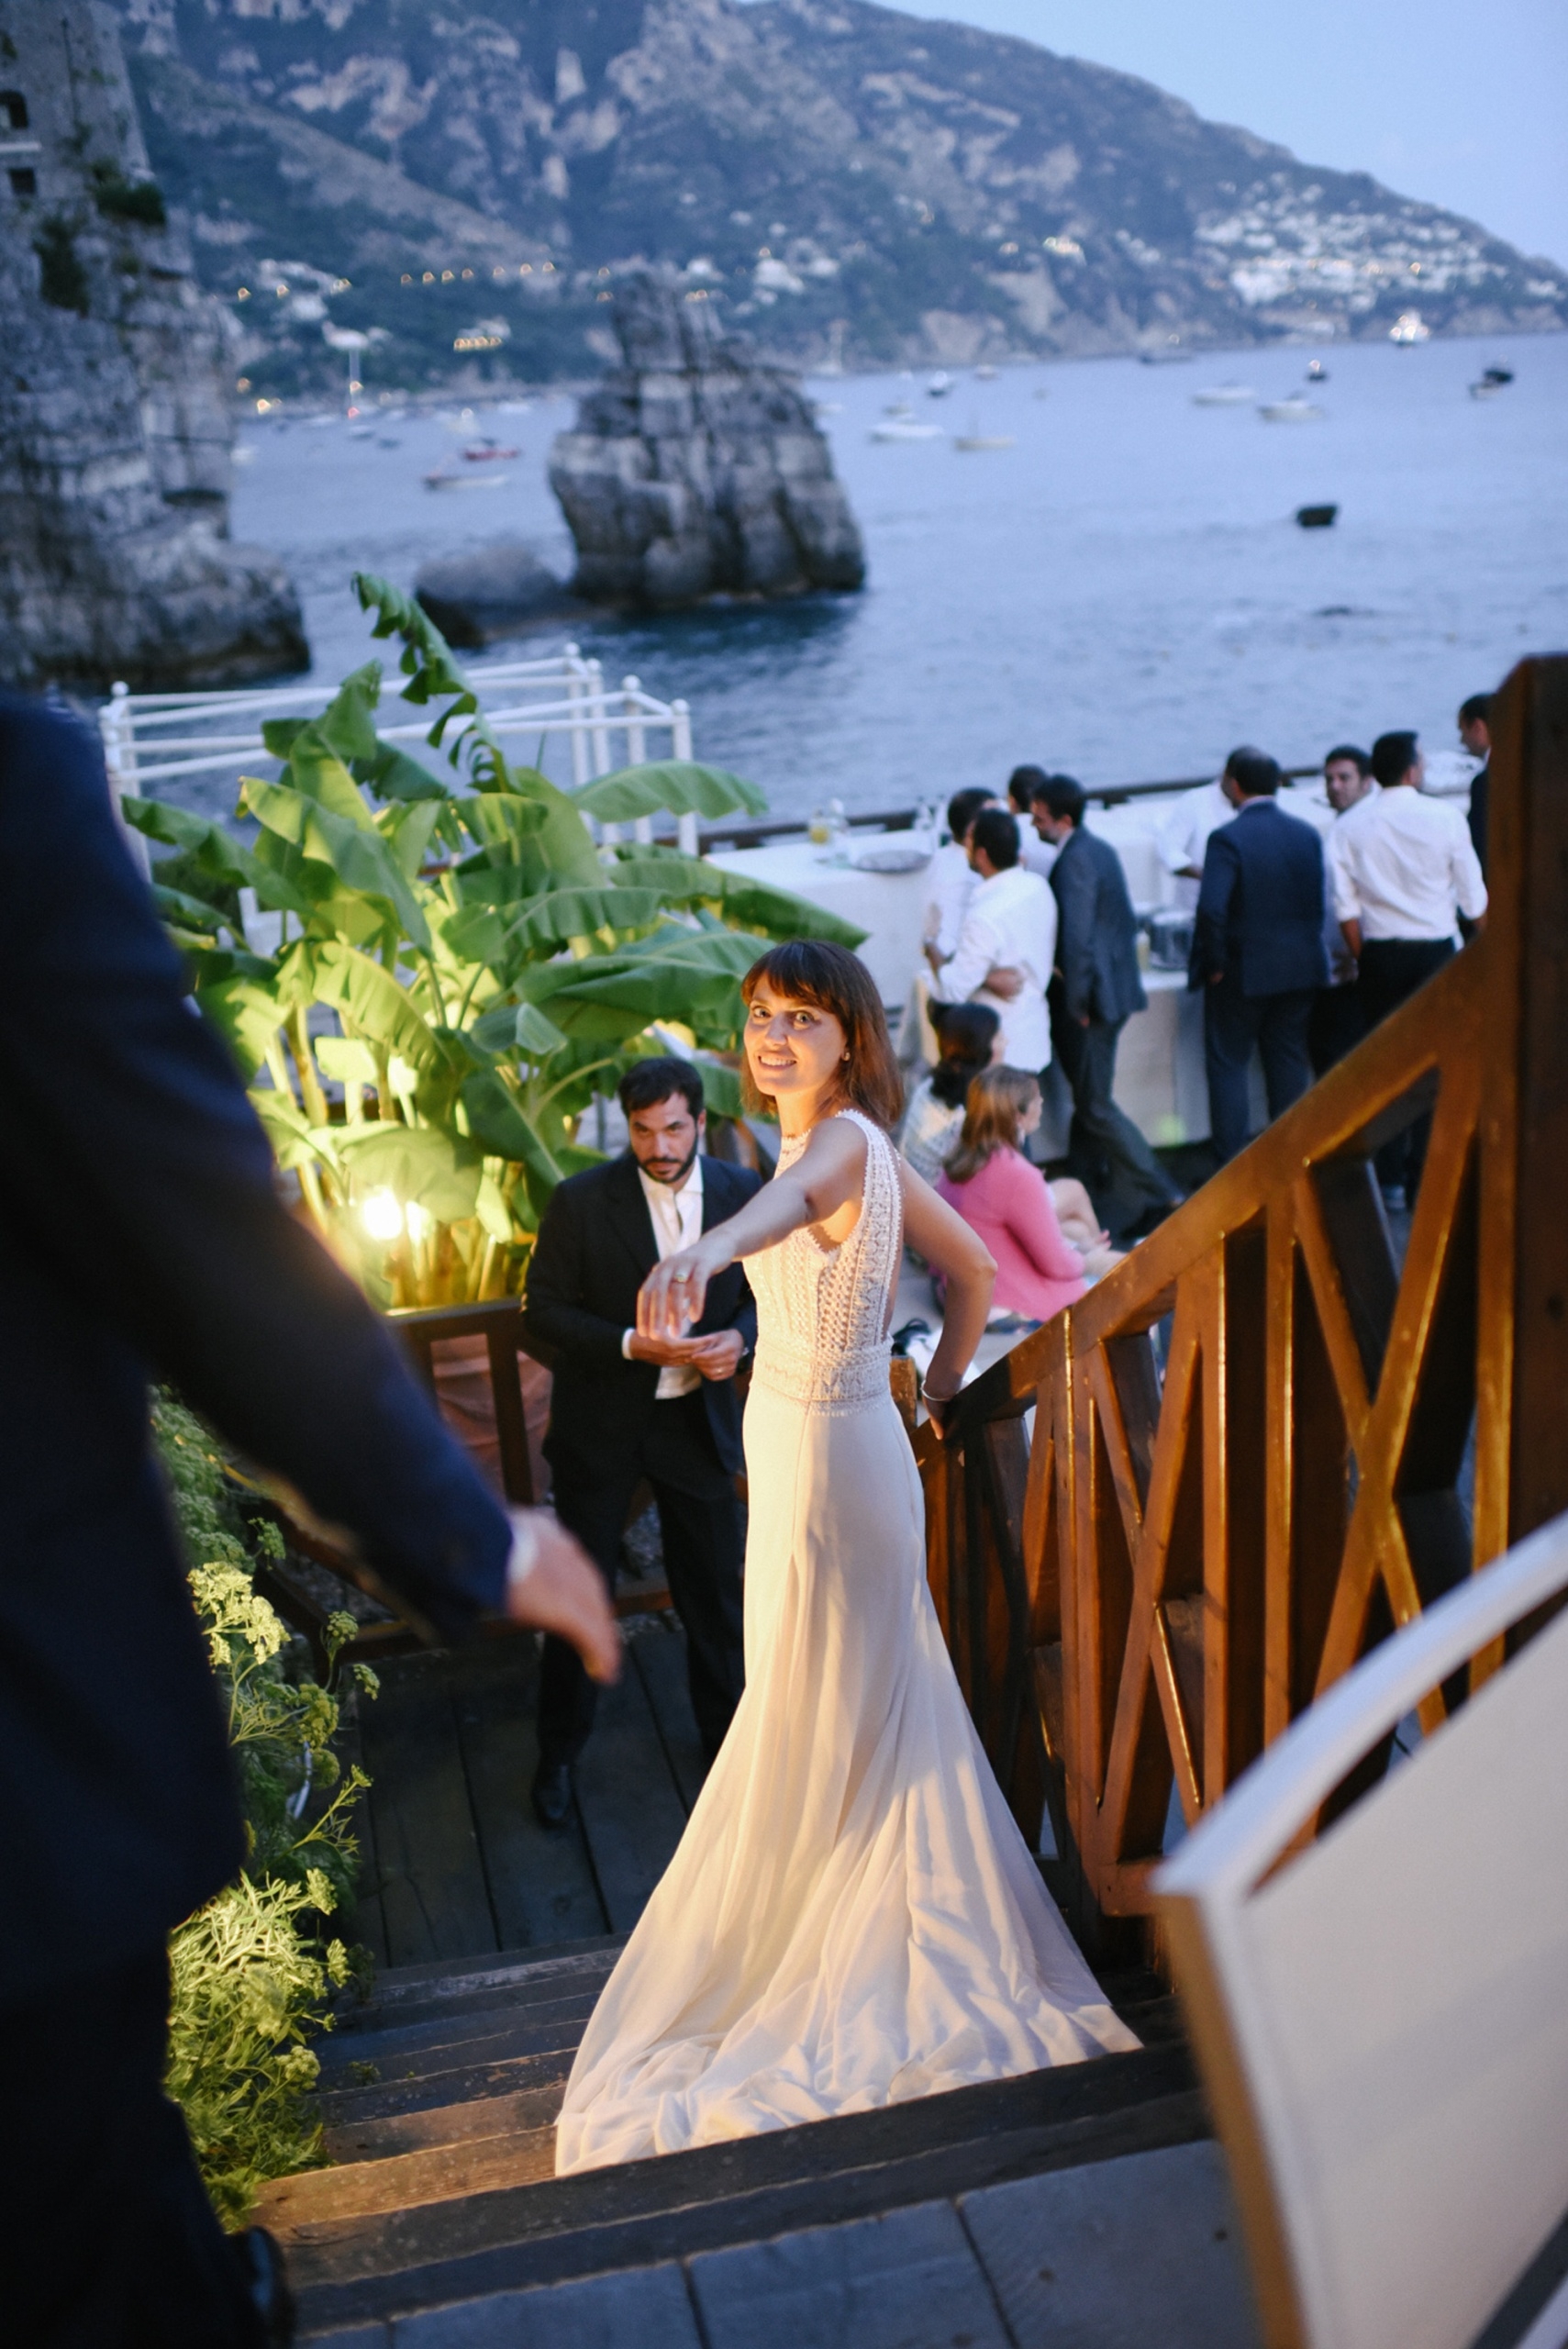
[1192,833,1239,986]
[1051,847,1097,1022]
[523,1177,628,1366]
[0,697,510,1639]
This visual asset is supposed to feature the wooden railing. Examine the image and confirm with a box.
[917,655,1568,1956]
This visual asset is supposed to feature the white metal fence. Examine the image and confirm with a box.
[99,649,702,853]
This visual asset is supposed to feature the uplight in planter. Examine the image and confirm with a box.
[361,1188,404,1241]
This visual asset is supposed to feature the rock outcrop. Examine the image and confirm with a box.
[549,274,864,609]
[0,1,306,690]
[413,543,574,646]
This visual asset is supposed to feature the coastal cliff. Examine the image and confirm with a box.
[550,273,864,607]
[0,1,305,689]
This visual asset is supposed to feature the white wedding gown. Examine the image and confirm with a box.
[555,1110,1137,2175]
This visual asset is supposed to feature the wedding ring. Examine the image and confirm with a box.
[672,1270,691,1282]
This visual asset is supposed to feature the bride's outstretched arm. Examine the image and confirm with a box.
[638,1119,871,1339]
[898,1165,995,1421]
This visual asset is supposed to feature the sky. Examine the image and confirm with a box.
[876,0,1568,269]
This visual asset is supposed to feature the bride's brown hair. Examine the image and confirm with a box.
[740,940,905,1130]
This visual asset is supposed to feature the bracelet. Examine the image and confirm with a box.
[506,1511,539,1589]
[922,1381,961,1404]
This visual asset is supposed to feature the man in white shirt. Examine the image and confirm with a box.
[1309,743,1377,1074]
[1156,775,1234,912]
[1329,729,1487,1204]
[931,807,1056,1074]
[923,785,999,974]
[524,1059,762,1818]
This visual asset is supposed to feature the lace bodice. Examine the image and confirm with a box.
[748,1109,903,1413]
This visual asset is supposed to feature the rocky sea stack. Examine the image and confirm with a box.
[549,273,864,610]
[0,2,305,691]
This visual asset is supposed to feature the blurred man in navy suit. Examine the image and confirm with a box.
[0,693,616,2347]
[1191,747,1329,1163]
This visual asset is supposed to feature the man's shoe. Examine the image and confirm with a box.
[231,2226,295,2347]
[531,1757,573,1831]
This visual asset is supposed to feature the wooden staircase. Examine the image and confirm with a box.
[260,1937,1262,2345]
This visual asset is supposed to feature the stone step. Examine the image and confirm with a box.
[300,2139,1260,2349]
[292,2042,1204,2335]
[317,1995,599,2090]
[331,1939,624,2038]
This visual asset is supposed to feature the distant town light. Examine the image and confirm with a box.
[402,273,412,284]
[520,263,532,274]
[461,267,473,278]
[255,397,272,413]
[441,269,454,282]
[236,377,250,391]
[422,272,434,283]
[236,286,250,300]
[274,283,288,296]
[333,277,350,290]
[542,262,554,273]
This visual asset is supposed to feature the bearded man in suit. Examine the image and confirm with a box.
[524,1057,762,1823]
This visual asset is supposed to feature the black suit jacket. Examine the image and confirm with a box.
[0,696,512,2004]
[1049,823,1148,1027]
[524,1152,762,1482]
[1191,800,1329,998]
[1468,762,1489,881]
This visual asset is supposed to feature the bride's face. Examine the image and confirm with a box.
[744,985,849,1109]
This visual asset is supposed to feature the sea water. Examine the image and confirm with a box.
[225,330,1565,825]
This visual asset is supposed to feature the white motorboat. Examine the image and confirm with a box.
[1306,359,1329,383]
[952,430,1016,451]
[424,467,511,490]
[1259,395,1326,424]
[926,371,954,398]
[1192,383,1255,406]
[871,417,944,442]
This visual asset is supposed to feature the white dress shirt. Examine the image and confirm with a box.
[621,1154,705,1396]
[1155,779,1233,911]
[1329,786,1487,941]
[932,863,1057,1070]
[922,841,977,963]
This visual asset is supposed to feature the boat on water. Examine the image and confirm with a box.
[952,422,1015,451]
[973,363,999,381]
[1259,395,1327,424]
[424,467,510,491]
[1306,360,1329,383]
[1192,383,1255,407]
[1470,363,1516,399]
[926,371,954,398]
[463,440,520,462]
[871,417,944,442]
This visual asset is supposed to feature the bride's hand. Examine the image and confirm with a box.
[638,1235,725,1340]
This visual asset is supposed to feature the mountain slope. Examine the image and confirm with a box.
[115,0,1568,393]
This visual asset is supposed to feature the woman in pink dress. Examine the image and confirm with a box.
[937,1066,1088,1324]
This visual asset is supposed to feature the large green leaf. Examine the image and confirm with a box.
[447,885,670,969]
[469,1000,569,1059]
[240,776,431,952]
[460,1071,567,1218]
[123,796,317,921]
[306,941,444,1072]
[354,741,453,803]
[335,1124,482,1222]
[573,760,766,824]
[194,974,285,1081]
[250,1088,342,1174]
[608,851,866,946]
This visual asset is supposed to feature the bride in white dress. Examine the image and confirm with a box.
[555,941,1137,2175]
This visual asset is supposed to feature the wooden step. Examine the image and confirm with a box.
[291,2041,1205,2334]
[324,2085,568,2165]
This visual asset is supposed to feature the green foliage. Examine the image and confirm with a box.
[35,215,89,313]
[152,1394,374,2224]
[127,579,864,1308]
[91,164,168,226]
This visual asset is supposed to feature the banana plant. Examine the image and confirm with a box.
[124,574,863,1308]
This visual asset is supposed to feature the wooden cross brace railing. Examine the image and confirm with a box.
[915,655,1568,1953]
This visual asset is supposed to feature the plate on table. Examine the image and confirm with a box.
[849,843,932,874]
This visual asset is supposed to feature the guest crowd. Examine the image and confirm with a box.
[907,690,1493,1272]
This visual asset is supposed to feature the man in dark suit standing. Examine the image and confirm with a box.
[524,1059,762,1821]
[1029,774,1185,1239]
[1191,747,1329,1163]
[0,693,616,2347]
[1458,691,1493,880]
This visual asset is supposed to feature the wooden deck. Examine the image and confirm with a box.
[350,1606,706,1971]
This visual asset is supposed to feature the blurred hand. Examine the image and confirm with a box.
[984,963,1025,1001]
[627,1330,706,1367]
[684,1330,746,1382]
[506,1513,619,1683]
[638,1237,722,1340]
